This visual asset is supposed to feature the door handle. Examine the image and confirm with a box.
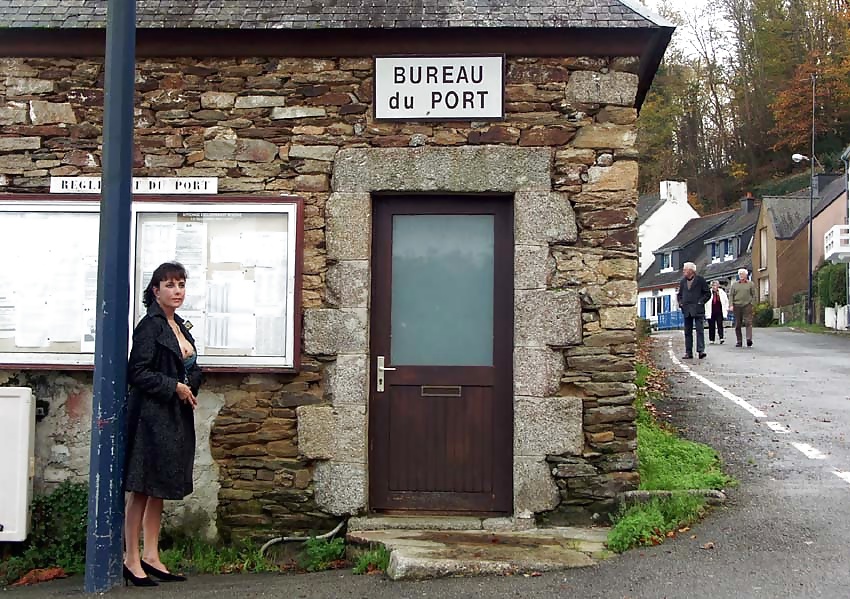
[376,355,396,392]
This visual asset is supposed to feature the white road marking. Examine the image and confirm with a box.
[791,442,828,460]
[667,341,767,418]
[833,470,850,485]
[766,422,790,434]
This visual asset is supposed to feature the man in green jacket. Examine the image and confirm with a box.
[730,268,756,347]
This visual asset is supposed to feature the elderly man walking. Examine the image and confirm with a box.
[731,268,756,347]
[676,262,711,359]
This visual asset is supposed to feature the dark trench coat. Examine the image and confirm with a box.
[124,302,203,500]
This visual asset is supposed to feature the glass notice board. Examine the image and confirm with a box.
[0,198,301,369]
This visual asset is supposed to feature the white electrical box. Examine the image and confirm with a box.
[0,387,35,541]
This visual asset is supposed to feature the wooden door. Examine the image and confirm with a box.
[369,195,513,514]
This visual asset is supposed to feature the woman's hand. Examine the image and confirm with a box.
[175,382,197,409]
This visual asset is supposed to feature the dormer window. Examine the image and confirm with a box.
[660,252,673,273]
[710,242,719,263]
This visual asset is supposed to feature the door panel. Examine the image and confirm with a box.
[369,195,513,514]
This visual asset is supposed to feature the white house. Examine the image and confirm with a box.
[637,180,699,276]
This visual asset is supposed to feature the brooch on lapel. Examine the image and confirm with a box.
[183,320,194,331]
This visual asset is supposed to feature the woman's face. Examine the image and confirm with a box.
[154,277,186,310]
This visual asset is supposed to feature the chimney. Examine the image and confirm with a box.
[741,192,755,213]
[813,173,842,198]
[660,180,688,205]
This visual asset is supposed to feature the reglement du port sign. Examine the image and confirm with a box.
[374,55,504,121]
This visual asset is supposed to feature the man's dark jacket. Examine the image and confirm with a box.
[677,275,711,317]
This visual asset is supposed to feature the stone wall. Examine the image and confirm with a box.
[0,53,640,533]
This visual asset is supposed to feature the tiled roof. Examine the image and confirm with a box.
[763,195,815,240]
[703,203,759,244]
[655,211,734,253]
[636,192,663,226]
[0,0,671,29]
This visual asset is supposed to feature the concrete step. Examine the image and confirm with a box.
[347,526,613,580]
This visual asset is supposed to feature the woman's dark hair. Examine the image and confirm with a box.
[143,262,188,308]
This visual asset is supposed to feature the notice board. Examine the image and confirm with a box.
[0,197,302,370]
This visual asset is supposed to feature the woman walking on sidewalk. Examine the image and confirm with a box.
[730,268,756,347]
[705,280,730,344]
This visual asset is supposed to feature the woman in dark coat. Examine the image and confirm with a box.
[123,262,203,586]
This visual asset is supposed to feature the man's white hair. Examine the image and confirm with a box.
[738,268,749,277]
[683,262,697,271]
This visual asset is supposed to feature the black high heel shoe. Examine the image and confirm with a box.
[123,565,158,587]
[141,560,187,582]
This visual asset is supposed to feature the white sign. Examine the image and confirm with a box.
[50,177,218,195]
[375,55,504,121]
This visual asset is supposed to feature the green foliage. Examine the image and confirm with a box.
[817,262,847,307]
[160,538,278,575]
[352,546,390,575]
[637,401,734,492]
[0,481,88,586]
[634,361,651,390]
[753,302,775,327]
[752,172,812,198]
[607,495,706,553]
[298,537,346,572]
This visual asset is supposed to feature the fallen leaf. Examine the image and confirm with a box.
[701,542,715,550]
[679,527,690,533]
[666,531,676,538]
[12,568,67,587]
[690,535,697,539]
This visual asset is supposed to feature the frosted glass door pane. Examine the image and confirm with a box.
[391,215,494,366]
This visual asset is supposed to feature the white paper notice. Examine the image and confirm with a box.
[206,314,256,349]
[175,222,207,273]
[0,297,14,339]
[254,267,287,311]
[81,257,98,352]
[206,280,255,314]
[141,222,178,269]
[210,235,244,264]
[15,299,49,348]
[255,314,285,356]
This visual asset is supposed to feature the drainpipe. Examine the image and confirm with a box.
[843,146,850,328]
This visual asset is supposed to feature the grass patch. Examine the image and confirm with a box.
[298,537,346,573]
[636,401,734,492]
[783,320,831,334]
[352,546,391,575]
[607,347,735,553]
[160,538,280,575]
[607,495,706,553]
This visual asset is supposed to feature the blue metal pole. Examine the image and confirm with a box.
[84,0,136,593]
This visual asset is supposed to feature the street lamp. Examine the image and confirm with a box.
[791,73,817,325]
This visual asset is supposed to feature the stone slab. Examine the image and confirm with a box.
[515,191,577,245]
[514,289,582,348]
[325,354,368,406]
[348,516,484,532]
[296,404,366,463]
[514,396,583,457]
[514,346,563,397]
[303,308,368,355]
[326,260,369,308]
[514,244,552,290]
[332,146,552,193]
[514,457,560,513]
[325,193,371,261]
[313,461,367,516]
[346,529,598,581]
[565,70,639,106]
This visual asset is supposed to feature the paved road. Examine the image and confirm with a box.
[8,328,850,598]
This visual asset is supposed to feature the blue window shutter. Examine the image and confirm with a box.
[663,295,671,312]
[711,243,716,258]
[640,298,647,318]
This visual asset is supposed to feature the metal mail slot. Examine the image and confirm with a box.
[420,385,462,397]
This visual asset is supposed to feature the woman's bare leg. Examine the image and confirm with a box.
[124,492,149,577]
[141,497,169,571]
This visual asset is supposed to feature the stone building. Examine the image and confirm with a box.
[0,1,672,541]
